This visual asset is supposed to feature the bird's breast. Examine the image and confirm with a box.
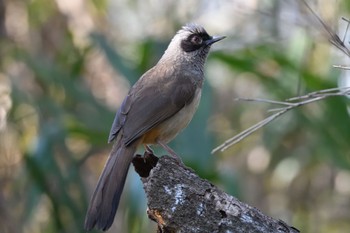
[142,87,202,144]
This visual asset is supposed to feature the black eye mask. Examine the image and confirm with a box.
[181,33,212,52]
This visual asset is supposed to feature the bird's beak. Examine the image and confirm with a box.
[205,35,226,46]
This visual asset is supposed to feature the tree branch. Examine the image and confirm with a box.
[132,152,299,233]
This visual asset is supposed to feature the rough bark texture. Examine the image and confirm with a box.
[132,152,300,233]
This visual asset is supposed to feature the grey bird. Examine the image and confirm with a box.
[84,23,225,231]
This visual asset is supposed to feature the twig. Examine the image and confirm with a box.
[342,17,350,43]
[212,109,288,154]
[301,0,350,57]
[287,86,350,101]
[212,87,350,154]
[235,97,296,106]
[333,65,350,70]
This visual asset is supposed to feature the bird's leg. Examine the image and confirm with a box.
[144,144,154,154]
[143,145,155,163]
[156,140,183,163]
[139,144,159,168]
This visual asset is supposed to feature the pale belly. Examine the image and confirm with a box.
[142,88,202,144]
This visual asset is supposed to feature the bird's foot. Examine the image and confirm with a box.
[144,145,155,155]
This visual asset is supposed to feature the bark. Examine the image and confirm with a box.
[132,152,300,233]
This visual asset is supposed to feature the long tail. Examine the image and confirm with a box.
[84,139,139,231]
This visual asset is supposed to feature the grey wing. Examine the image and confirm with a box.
[108,66,198,146]
[108,94,132,143]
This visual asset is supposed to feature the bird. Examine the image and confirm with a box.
[84,23,225,231]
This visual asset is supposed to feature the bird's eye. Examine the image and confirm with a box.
[191,35,203,45]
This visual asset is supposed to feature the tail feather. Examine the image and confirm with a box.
[84,139,139,231]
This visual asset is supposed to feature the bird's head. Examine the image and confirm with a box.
[161,24,225,65]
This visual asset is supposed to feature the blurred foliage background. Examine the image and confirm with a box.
[1,0,350,232]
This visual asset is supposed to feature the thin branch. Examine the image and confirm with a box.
[287,86,350,101]
[212,109,288,154]
[301,0,350,57]
[341,17,350,43]
[235,97,296,106]
[333,65,350,70]
[212,87,350,154]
